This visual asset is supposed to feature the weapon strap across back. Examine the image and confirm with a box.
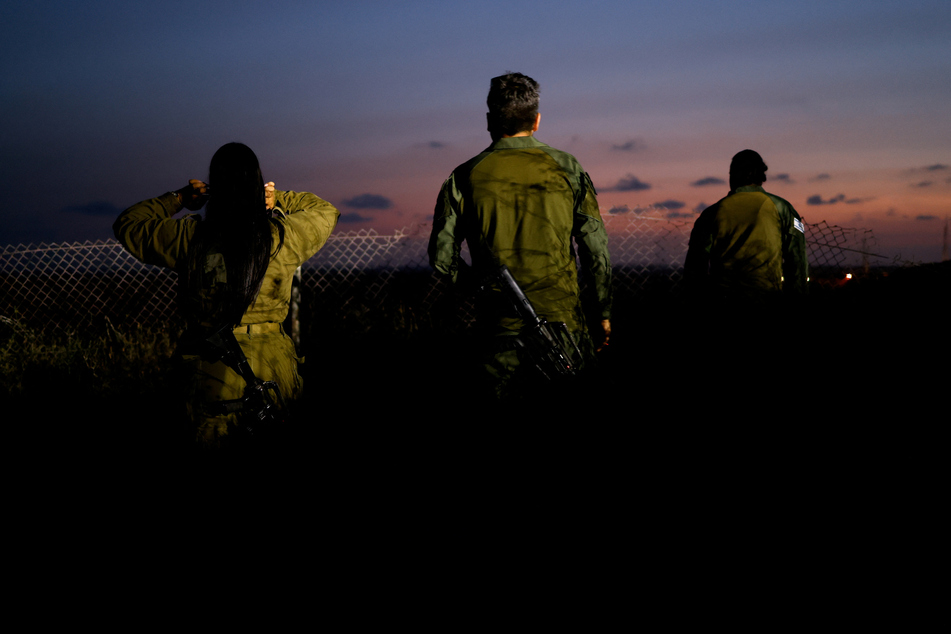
[200,324,289,432]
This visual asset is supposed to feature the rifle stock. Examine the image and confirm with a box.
[203,325,288,435]
[481,265,584,380]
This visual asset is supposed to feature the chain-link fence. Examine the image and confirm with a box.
[0,214,889,334]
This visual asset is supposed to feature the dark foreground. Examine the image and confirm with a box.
[3,262,946,472]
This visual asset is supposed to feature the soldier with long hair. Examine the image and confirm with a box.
[115,142,339,446]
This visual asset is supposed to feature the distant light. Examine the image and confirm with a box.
[845,273,852,280]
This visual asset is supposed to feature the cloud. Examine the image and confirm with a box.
[61,201,122,216]
[845,196,875,204]
[772,173,794,184]
[343,194,392,209]
[424,141,447,149]
[911,181,932,188]
[608,204,657,214]
[924,164,948,171]
[809,174,831,182]
[915,215,938,221]
[886,208,897,216]
[665,211,694,219]
[338,212,372,224]
[690,177,725,187]
[609,174,651,191]
[693,202,708,213]
[653,200,686,210]
[611,140,642,152]
[807,194,846,205]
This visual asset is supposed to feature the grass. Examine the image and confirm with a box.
[2,260,946,460]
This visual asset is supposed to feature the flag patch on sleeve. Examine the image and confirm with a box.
[793,218,804,234]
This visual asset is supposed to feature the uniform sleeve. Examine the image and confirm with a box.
[428,174,467,283]
[113,192,194,269]
[572,172,612,320]
[780,204,809,295]
[684,206,715,289]
[273,190,340,263]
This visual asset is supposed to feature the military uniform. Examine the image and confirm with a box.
[684,185,807,296]
[114,190,338,443]
[428,136,611,395]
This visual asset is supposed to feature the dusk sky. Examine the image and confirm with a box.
[2,0,949,262]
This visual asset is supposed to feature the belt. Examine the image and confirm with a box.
[233,323,283,335]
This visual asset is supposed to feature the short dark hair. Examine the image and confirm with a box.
[729,149,768,186]
[486,72,539,138]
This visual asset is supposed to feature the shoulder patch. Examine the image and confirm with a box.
[793,217,804,234]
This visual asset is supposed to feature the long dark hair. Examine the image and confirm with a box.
[184,142,284,327]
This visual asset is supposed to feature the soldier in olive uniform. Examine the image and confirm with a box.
[428,72,612,399]
[115,142,338,445]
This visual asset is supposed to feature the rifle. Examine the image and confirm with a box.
[480,265,584,381]
[200,325,289,436]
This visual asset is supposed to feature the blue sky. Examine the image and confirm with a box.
[2,0,949,261]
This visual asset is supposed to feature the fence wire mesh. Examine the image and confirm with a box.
[1,215,888,333]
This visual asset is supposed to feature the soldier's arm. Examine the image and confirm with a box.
[573,172,612,322]
[684,206,715,290]
[113,188,197,269]
[274,189,340,262]
[428,174,467,283]
[781,206,809,295]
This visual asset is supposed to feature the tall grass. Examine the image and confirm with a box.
[0,316,179,398]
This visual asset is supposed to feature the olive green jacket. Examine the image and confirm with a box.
[114,190,339,326]
[428,136,612,332]
[684,185,808,295]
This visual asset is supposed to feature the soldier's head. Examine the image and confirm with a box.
[206,142,265,225]
[729,149,768,191]
[486,72,541,141]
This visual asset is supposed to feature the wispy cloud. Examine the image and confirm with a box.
[338,212,372,224]
[911,181,932,188]
[423,141,447,149]
[605,203,673,215]
[690,177,725,187]
[807,194,846,205]
[611,139,642,152]
[343,194,393,209]
[61,201,122,216]
[608,174,651,191]
[915,215,939,221]
[809,173,831,182]
[693,202,708,213]
[652,200,692,218]
[772,173,794,184]
[806,193,872,205]
[924,164,948,171]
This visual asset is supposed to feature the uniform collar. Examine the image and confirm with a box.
[487,136,547,151]
[734,185,766,194]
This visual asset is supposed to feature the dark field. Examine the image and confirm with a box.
[2,261,947,467]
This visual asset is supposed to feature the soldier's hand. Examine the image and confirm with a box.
[176,179,209,211]
[596,319,611,352]
[265,181,276,209]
